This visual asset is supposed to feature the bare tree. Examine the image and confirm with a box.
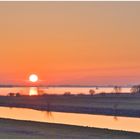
[131,85,140,94]
[113,86,121,94]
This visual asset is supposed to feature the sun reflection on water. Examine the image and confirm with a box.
[29,87,38,96]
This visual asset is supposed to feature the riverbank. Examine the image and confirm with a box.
[0,95,140,117]
[0,118,140,138]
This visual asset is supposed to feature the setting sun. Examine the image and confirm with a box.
[29,74,38,83]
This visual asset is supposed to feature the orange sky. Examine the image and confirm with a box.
[0,1,140,85]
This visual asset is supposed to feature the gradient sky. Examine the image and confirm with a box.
[0,1,140,85]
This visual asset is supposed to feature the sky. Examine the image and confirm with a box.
[0,1,140,86]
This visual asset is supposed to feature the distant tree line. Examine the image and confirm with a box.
[7,92,21,97]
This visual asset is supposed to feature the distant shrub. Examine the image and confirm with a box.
[15,93,21,97]
[99,92,106,96]
[8,93,15,96]
[42,93,48,96]
[77,93,86,96]
[63,92,71,96]
[7,92,21,97]
[37,88,45,95]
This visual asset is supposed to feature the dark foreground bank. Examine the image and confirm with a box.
[0,118,140,139]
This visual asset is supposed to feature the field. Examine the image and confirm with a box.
[0,94,140,117]
[0,94,140,138]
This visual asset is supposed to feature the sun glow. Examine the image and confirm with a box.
[29,74,38,83]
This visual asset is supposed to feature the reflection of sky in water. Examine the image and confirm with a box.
[0,107,140,133]
[0,87,131,96]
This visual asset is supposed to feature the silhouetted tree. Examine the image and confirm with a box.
[89,89,95,96]
[131,85,140,94]
[113,86,121,94]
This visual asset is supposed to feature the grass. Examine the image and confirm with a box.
[0,95,140,117]
[0,118,140,139]
[1,94,140,109]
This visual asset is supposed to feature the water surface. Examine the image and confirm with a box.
[0,86,131,96]
[0,107,139,133]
